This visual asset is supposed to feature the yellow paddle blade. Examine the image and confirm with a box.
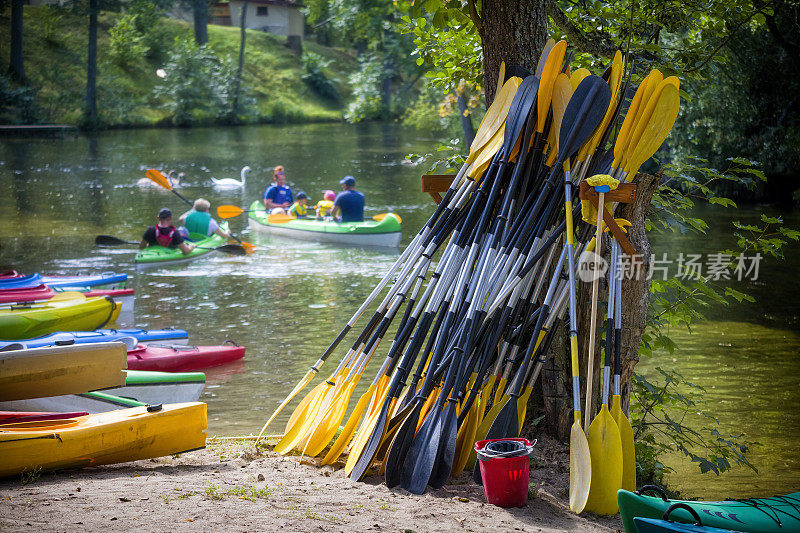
[468,127,504,179]
[285,379,326,432]
[663,75,680,91]
[537,40,567,134]
[613,69,658,170]
[535,38,556,77]
[623,82,680,178]
[255,369,317,445]
[48,291,87,303]
[344,387,391,476]
[492,376,509,407]
[372,213,402,224]
[371,374,391,417]
[467,76,522,165]
[497,61,506,89]
[304,378,360,457]
[570,416,592,513]
[321,383,374,465]
[237,241,257,255]
[452,393,481,477]
[611,394,637,491]
[217,205,245,219]
[267,213,296,224]
[296,374,351,453]
[585,405,623,515]
[274,381,332,454]
[145,168,172,190]
[570,68,591,91]
[417,384,442,432]
[546,73,573,167]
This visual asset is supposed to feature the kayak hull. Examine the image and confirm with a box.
[634,517,736,533]
[0,342,127,402]
[0,327,188,350]
[247,200,401,247]
[0,370,205,413]
[126,343,245,372]
[135,222,229,266]
[0,402,207,478]
[0,296,122,340]
[618,489,800,533]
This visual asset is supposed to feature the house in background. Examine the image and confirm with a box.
[211,1,305,39]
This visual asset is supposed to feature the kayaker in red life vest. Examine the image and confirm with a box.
[139,208,196,255]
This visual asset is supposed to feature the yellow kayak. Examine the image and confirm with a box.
[0,293,121,341]
[0,402,207,478]
[0,342,127,402]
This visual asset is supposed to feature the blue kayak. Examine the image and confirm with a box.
[0,274,43,290]
[0,327,188,350]
[41,272,127,289]
[635,517,736,533]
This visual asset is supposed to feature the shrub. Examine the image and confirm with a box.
[344,54,383,123]
[0,74,40,124]
[301,51,339,101]
[109,14,149,67]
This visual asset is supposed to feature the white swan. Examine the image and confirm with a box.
[211,166,251,189]
[137,170,181,188]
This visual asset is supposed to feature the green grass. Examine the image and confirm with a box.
[0,5,356,126]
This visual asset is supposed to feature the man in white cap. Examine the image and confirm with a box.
[330,175,364,222]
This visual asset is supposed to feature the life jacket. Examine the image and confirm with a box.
[185,210,213,236]
[154,225,176,247]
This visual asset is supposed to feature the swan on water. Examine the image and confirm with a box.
[137,170,181,188]
[211,166,251,188]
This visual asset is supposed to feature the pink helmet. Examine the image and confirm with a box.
[324,190,335,201]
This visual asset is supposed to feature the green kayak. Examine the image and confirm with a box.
[135,222,229,266]
[618,487,800,533]
[247,200,401,247]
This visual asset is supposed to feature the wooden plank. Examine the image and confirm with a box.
[421,174,456,204]
[578,180,636,204]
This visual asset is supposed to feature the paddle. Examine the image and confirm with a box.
[144,170,255,253]
[94,234,247,256]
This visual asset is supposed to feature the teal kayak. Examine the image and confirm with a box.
[618,487,800,533]
[247,200,401,247]
[135,222,229,266]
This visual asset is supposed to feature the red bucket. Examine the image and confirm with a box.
[474,438,535,508]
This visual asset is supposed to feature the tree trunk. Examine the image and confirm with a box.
[193,0,209,45]
[230,0,247,123]
[457,92,475,149]
[477,0,547,105]
[85,0,99,128]
[9,0,25,84]
[530,172,660,438]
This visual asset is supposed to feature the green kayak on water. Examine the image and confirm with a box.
[135,222,229,266]
[247,200,401,247]
[618,487,800,533]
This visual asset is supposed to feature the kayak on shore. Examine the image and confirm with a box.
[134,222,230,267]
[0,402,207,478]
[618,487,800,533]
[0,294,122,340]
[0,369,206,414]
[0,327,189,350]
[126,342,245,372]
[247,200,401,248]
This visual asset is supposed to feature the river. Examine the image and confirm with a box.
[1,123,797,500]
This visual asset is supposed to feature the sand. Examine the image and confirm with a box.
[0,435,622,532]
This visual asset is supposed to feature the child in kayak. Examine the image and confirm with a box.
[140,208,196,255]
[315,190,335,219]
[288,191,309,218]
[179,199,232,239]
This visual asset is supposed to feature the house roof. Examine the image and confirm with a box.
[216,0,305,8]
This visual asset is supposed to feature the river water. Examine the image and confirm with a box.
[1,123,797,500]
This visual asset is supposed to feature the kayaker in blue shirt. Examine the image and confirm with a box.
[331,175,365,223]
[262,165,293,214]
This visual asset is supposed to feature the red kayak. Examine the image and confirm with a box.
[126,343,245,372]
[0,411,89,423]
[0,286,134,304]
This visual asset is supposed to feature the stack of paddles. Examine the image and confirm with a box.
[256,38,680,514]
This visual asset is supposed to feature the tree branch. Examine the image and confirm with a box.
[684,6,767,73]
[467,0,482,34]
[545,0,617,58]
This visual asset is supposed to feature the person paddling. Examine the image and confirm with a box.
[330,175,364,223]
[179,198,231,239]
[263,165,293,214]
[140,208,196,255]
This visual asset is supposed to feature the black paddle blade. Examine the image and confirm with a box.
[501,76,539,159]
[471,397,520,484]
[95,235,135,246]
[384,403,422,487]
[213,244,247,256]
[558,75,613,165]
[401,406,443,494]
[428,402,459,489]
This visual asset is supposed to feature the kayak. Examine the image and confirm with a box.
[0,370,205,413]
[0,272,128,290]
[0,295,121,340]
[0,342,127,402]
[635,517,736,533]
[0,402,207,478]
[126,342,245,372]
[0,327,188,350]
[0,411,89,423]
[135,222,230,266]
[247,200,402,247]
[618,487,800,533]
[0,286,133,307]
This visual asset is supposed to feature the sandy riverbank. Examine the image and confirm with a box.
[0,435,622,532]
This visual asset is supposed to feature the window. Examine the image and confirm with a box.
[256,6,268,16]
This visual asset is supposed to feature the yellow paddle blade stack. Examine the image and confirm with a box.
[611,394,637,491]
[585,403,623,514]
